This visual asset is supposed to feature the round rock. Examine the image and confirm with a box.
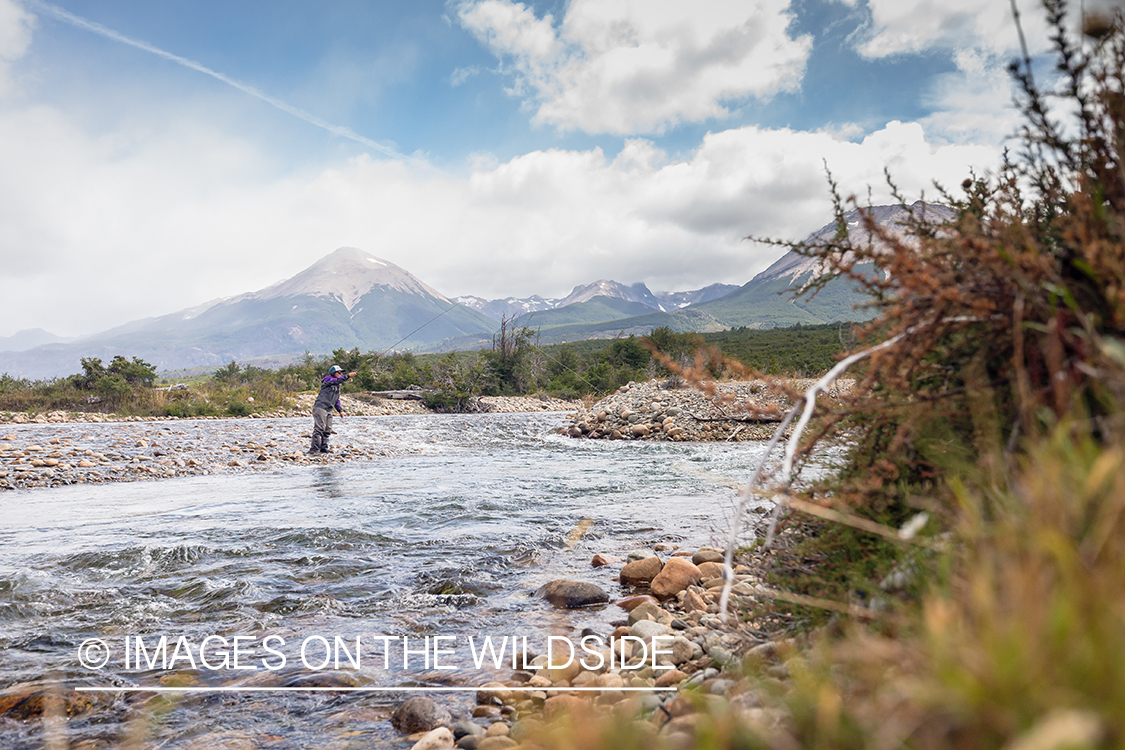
[392,696,452,734]
[536,580,610,609]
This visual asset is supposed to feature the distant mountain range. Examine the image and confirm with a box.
[0,203,948,378]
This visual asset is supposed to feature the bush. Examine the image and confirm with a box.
[225,401,252,417]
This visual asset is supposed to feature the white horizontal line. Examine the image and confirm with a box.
[75,686,678,693]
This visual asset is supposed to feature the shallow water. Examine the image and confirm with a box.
[0,412,779,748]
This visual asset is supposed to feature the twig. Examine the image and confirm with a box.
[743,584,888,620]
[781,494,936,547]
[687,411,783,424]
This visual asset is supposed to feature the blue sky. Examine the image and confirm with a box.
[0,0,1082,337]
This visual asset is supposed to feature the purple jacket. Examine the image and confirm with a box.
[313,373,349,413]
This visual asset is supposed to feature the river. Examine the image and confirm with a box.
[0,411,777,748]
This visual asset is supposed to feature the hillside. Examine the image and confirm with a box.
[0,249,497,378]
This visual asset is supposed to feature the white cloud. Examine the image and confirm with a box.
[450,65,481,86]
[0,0,34,94]
[920,49,1022,145]
[0,91,1000,338]
[456,0,812,134]
[850,0,1052,59]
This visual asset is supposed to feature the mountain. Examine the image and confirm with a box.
[0,328,72,352]
[693,201,953,328]
[460,280,737,324]
[0,248,497,378]
[519,202,953,344]
[453,294,561,321]
[655,283,739,309]
[555,280,665,310]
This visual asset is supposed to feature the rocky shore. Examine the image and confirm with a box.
[0,540,793,750]
[386,543,788,750]
[0,393,581,425]
[0,394,583,491]
[561,378,851,442]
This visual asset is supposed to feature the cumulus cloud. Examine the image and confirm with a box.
[0,91,1000,337]
[0,0,34,94]
[920,49,1022,145]
[456,0,812,134]
[849,0,1052,59]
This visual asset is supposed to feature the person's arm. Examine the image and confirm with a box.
[334,372,356,415]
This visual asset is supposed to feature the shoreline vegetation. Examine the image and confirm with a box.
[0,323,847,422]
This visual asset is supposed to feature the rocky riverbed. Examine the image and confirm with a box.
[562,378,852,443]
[373,541,791,750]
[0,393,581,425]
[0,395,582,491]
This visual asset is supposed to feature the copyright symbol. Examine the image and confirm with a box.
[78,638,111,670]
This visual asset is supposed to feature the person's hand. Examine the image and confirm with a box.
[348,371,357,377]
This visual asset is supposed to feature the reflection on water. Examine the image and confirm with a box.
[312,465,346,499]
[0,411,791,748]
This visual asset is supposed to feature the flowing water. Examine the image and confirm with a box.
[0,412,782,748]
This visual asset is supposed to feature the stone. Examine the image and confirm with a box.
[654,636,693,667]
[476,738,517,750]
[625,549,657,562]
[655,669,686,687]
[616,594,659,612]
[692,549,724,565]
[619,556,663,585]
[484,723,510,737]
[0,682,101,720]
[536,580,610,608]
[543,694,590,722]
[392,696,452,734]
[683,589,708,613]
[697,561,724,579]
[476,682,513,705]
[630,619,673,640]
[544,657,582,685]
[453,720,486,739]
[630,424,650,437]
[650,557,703,599]
[591,553,619,567]
[410,727,455,750]
[627,600,671,625]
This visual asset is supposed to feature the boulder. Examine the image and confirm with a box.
[619,556,663,585]
[650,557,703,599]
[392,696,452,734]
[536,580,610,608]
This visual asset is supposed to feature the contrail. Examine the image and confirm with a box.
[26,0,409,161]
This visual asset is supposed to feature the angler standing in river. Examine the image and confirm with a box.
[309,365,356,455]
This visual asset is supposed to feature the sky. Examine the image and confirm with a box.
[0,0,1093,338]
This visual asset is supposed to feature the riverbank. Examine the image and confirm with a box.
[384,540,793,750]
[0,393,582,425]
[561,378,852,442]
[0,395,584,490]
